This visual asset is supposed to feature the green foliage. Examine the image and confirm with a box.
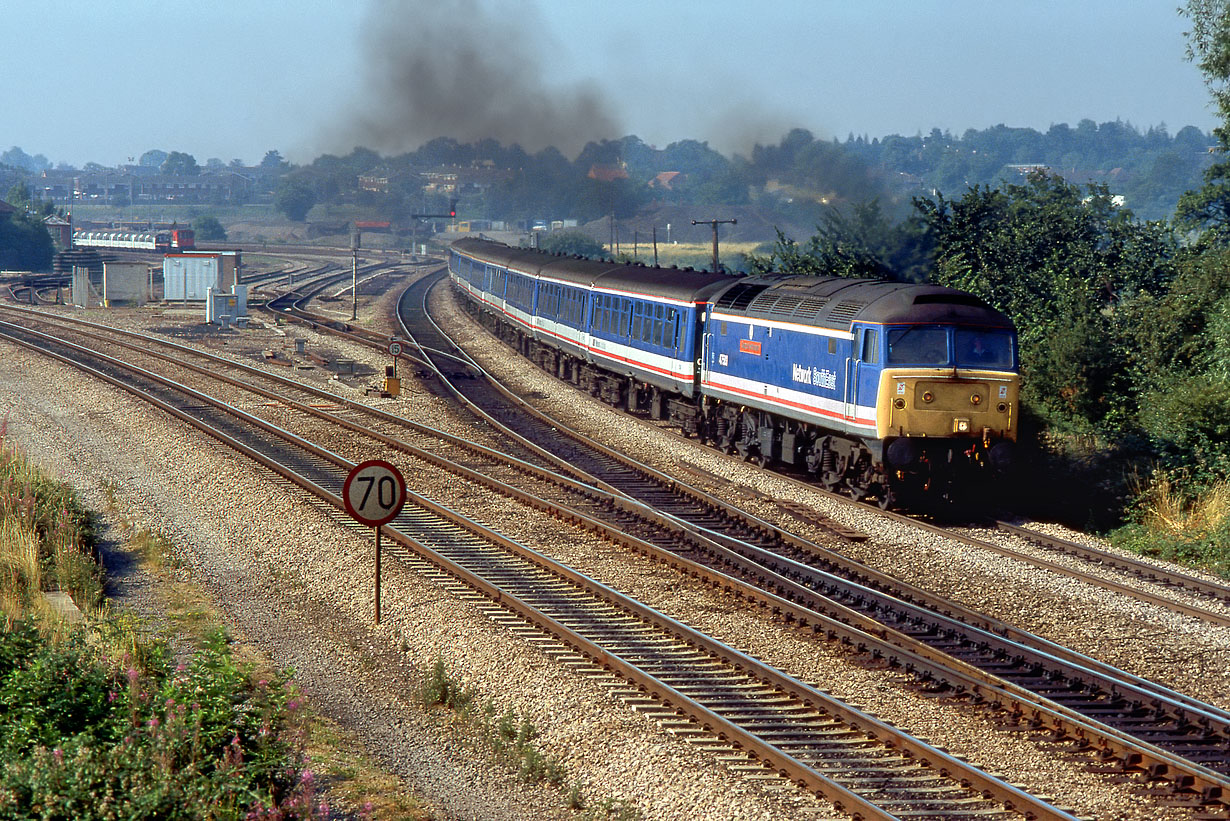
[747,200,929,281]
[918,173,1176,435]
[537,230,607,259]
[194,215,228,242]
[274,175,317,222]
[0,208,54,272]
[0,625,320,819]
[160,151,200,177]
[421,657,476,713]
[0,438,99,609]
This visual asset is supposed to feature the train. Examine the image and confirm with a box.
[72,228,195,253]
[448,237,1019,507]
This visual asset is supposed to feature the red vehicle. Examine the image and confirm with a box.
[171,228,195,250]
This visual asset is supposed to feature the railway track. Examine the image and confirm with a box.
[0,309,1076,820]
[252,268,1230,812]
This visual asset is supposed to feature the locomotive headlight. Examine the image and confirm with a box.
[893,397,906,410]
[954,418,971,433]
[970,393,982,406]
[922,390,934,403]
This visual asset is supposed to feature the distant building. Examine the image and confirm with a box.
[587,163,629,183]
[648,171,686,190]
[1004,163,1050,177]
[44,215,71,248]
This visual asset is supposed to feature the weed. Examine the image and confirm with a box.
[566,780,585,809]
[1112,472,1230,577]
[583,796,644,821]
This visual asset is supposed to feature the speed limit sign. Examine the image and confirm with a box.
[343,459,406,527]
[344,459,406,625]
[388,341,403,357]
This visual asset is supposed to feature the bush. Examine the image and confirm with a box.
[0,625,324,819]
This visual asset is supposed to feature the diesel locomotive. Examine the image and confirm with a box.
[449,237,1018,507]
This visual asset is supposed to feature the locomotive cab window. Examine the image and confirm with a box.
[860,329,879,364]
[955,328,1015,368]
[887,327,949,365]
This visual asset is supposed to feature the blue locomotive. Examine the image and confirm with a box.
[449,238,1018,506]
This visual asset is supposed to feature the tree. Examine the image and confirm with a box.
[6,182,32,208]
[748,200,930,282]
[260,150,288,171]
[161,151,200,176]
[139,149,168,168]
[538,230,606,259]
[918,172,1176,434]
[274,175,316,221]
[0,210,54,270]
[1176,1,1230,237]
[193,215,228,241]
[1,147,50,173]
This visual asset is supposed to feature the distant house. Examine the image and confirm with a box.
[359,167,402,193]
[648,171,686,191]
[44,215,71,247]
[587,163,629,183]
[1004,163,1050,177]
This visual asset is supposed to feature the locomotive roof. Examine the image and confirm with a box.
[452,238,737,301]
[709,275,1014,330]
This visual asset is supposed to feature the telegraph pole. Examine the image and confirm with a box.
[350,226,360,321]
[691,218,737,273]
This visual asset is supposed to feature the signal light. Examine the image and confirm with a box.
[449,199,457,218]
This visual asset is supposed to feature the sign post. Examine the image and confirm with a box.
[343,459,407,624]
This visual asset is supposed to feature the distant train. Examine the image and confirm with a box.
[449,238,1020,507]
[72,228,195,253]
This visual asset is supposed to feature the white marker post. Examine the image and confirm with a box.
[343,459,407,624]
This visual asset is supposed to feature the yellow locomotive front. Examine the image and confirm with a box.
[876,324,1019,492]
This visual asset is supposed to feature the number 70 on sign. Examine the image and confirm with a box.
[343,460,407,527]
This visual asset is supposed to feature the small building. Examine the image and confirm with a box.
[163,254,221,301]
[44,215,72,248]
[181,249,241,289]
[102,262,149,306]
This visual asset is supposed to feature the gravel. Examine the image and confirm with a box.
[0,287,836,821]
[2,268,1225,820]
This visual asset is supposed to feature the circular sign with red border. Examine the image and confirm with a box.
[342,459,407,527]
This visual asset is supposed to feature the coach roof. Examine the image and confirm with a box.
[453,238,737,302]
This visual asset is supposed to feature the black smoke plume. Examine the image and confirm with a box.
[338,0,619,158]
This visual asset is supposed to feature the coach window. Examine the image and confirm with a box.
[652,304,664,345]
[828,337,836,355]
[720,321,727,336]
[619,300,630,336]
[632,303,643,340]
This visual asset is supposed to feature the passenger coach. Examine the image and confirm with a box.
[450,237,730,420]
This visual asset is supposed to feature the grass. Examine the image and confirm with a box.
[1111,473,1230,577]
[608,240,765,272]
[0,434,427,820]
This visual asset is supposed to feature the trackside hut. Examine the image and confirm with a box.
[164,253,221,301]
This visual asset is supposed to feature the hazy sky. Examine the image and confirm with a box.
[1,1,1218,168]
